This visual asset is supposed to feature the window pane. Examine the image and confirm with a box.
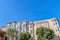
[30,25,33,28]
[36,24,41,28]
[30,30,33,34]
[43,22,49,27]
[23,24,27,26]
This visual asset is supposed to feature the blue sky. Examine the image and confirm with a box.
[0,0,60,27]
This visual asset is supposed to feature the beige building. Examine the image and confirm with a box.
[1,18,60,40]
[29,18,60,40]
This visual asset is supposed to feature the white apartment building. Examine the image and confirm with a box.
[1,18,60,40]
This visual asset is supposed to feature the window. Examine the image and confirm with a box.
[16,23,22,28]
[22,28,28,32]
[12,23,16,28]
[58,35,60,40]
[43,22,49,27]
[26,28,28,32]
[56,21,58,25]
[23,24,28,26]
[56,29,57,32]
[30,30,33,34]
[30,25,33,28]
[23,24,25,26]
[20,25,22,28]
[57,28,60,32]
[36,24,41,28]
[53,21,58,26]
[26,24,28,26]
[53,21,56,25]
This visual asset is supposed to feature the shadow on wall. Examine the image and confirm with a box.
[53,35,59,40]
[58,35,60,40]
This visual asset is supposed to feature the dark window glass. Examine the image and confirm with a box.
[20,25,22,28]
[23,24,27,26]
[30,25,33,28]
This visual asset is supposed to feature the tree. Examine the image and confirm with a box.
[6,28,18,40]
[0,30,4,37]
[19,32,31,40]
[0,30,5,40]
[36,27,55,40]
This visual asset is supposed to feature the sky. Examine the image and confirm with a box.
[0,0,60,27]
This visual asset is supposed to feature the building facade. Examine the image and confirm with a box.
[1,18,60,40]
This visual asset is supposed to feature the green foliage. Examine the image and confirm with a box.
[19,32,31,40]
[6,28,18,37]
[36,27,55,40]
